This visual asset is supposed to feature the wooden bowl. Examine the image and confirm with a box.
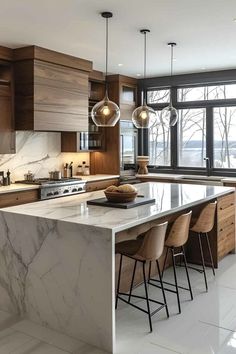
[104,191,138,203]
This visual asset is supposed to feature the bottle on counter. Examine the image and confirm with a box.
[7,170,11,185]
[82,161,86,175]
[69,162,73,178]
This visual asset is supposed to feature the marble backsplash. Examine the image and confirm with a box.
[0,132,90,181]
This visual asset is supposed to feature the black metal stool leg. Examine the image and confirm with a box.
[148,261,152,281]
[171,248,181,314]
[116,254,123,309]
[128,260,137,303]
[156,260,169,318]
[142,261,152,332]
[181,246,193,300]
[162,247,169,278]
[205,233,215,276]
[198,233,208,292]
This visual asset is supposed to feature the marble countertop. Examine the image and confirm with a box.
[76,174,120,182]
[0,183,39,194]
[1,182,234,233]
[137,173,183,180]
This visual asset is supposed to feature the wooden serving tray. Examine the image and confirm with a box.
[87,196,155,209]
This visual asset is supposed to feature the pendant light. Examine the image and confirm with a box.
[91,12,120,127]
[132,29,157,129]
[161,42,178,127]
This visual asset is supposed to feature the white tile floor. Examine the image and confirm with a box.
[1,254,236,353]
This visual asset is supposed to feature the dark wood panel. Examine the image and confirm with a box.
[0,189,38,208]
[85,179,119,192]
[0,46,13,61]
[13,46,92,72]
[34,111,88,132]
[61,132,80,152]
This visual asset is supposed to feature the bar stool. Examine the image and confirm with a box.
[149,211,193,314]
[190,201,217,292]
[115,222,169,332]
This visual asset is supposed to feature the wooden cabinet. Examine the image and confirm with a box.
[61,74,106,152]
[0,59,15,154]
[107,75,137,121]
[86,178,118,192]
[14,46,92,132]
[0,189,38,208]
[217,193,235,260]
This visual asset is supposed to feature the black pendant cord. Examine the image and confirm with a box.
[140,29,150,106]
[168,42,176,107]
[105,16,109,96]
[101,12,113,98]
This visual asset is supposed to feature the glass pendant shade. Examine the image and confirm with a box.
[91,95,120,127]
[132,104,157,129]
[161,105,178,127]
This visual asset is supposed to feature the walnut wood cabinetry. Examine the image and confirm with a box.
[86,178,118,192]
[0,48,15,154]
[0,189,38,208]
[217,193,235,260]
[107,75,137,121]
[61,73,106,152]
[14,46,92,132]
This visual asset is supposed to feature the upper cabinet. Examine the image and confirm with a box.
[14,46,92,132]
[0,46,15,154]
[107,75,137,121]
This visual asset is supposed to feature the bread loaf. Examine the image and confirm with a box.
[117,184,137,193]
[105,185,118,192]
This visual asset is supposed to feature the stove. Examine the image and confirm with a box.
[16,178,86,200]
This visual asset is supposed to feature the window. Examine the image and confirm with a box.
[178,84,236,102]
[149,111,171,166]
[143,79,236,174]
[178,109,206,167]
[147,89,170,104]
[214,106,236,168]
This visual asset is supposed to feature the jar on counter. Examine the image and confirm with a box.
[77,165,83,175]
[84,165,90,176]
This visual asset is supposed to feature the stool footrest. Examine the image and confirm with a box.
[117,292,167,317]
[149,278,191,293]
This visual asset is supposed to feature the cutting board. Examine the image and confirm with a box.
[87,196,155,209]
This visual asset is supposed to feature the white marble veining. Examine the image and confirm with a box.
[0,183,39,194]
[2,182,234,233]
[0,212,114,352]
[0,131,89,181]
[0,182,234,353]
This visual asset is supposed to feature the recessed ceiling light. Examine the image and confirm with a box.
[201,67,206,70]
[118,63,123,66]
[173,58,177,62]
[233,18,236,22]
[136,73,141,77]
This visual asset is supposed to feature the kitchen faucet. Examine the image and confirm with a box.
[204,157,211,176]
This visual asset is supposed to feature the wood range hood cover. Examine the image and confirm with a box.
[14,45,93,132]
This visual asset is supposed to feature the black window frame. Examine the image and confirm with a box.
[138,70,236,177]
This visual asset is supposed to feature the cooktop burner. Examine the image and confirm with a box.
[16,177,82,185]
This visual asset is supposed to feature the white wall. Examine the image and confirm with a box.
[0,132,90,181]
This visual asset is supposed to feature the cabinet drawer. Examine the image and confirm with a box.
[218,221,235,260]
[218,205,235,224]
[86,179,118,192]
[218,193,235,211]
[0,189,38,208]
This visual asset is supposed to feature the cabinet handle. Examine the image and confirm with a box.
[220,228,223,232]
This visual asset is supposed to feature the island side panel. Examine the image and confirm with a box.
[0,211,115,353]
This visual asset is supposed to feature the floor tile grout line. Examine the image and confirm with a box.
[199,320,236,333]
[149,341,183,354]
[13,329,72,354]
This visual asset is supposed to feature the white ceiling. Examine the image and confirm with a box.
[1,0,236,78]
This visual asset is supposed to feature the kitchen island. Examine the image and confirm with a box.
[0,182,234,353]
